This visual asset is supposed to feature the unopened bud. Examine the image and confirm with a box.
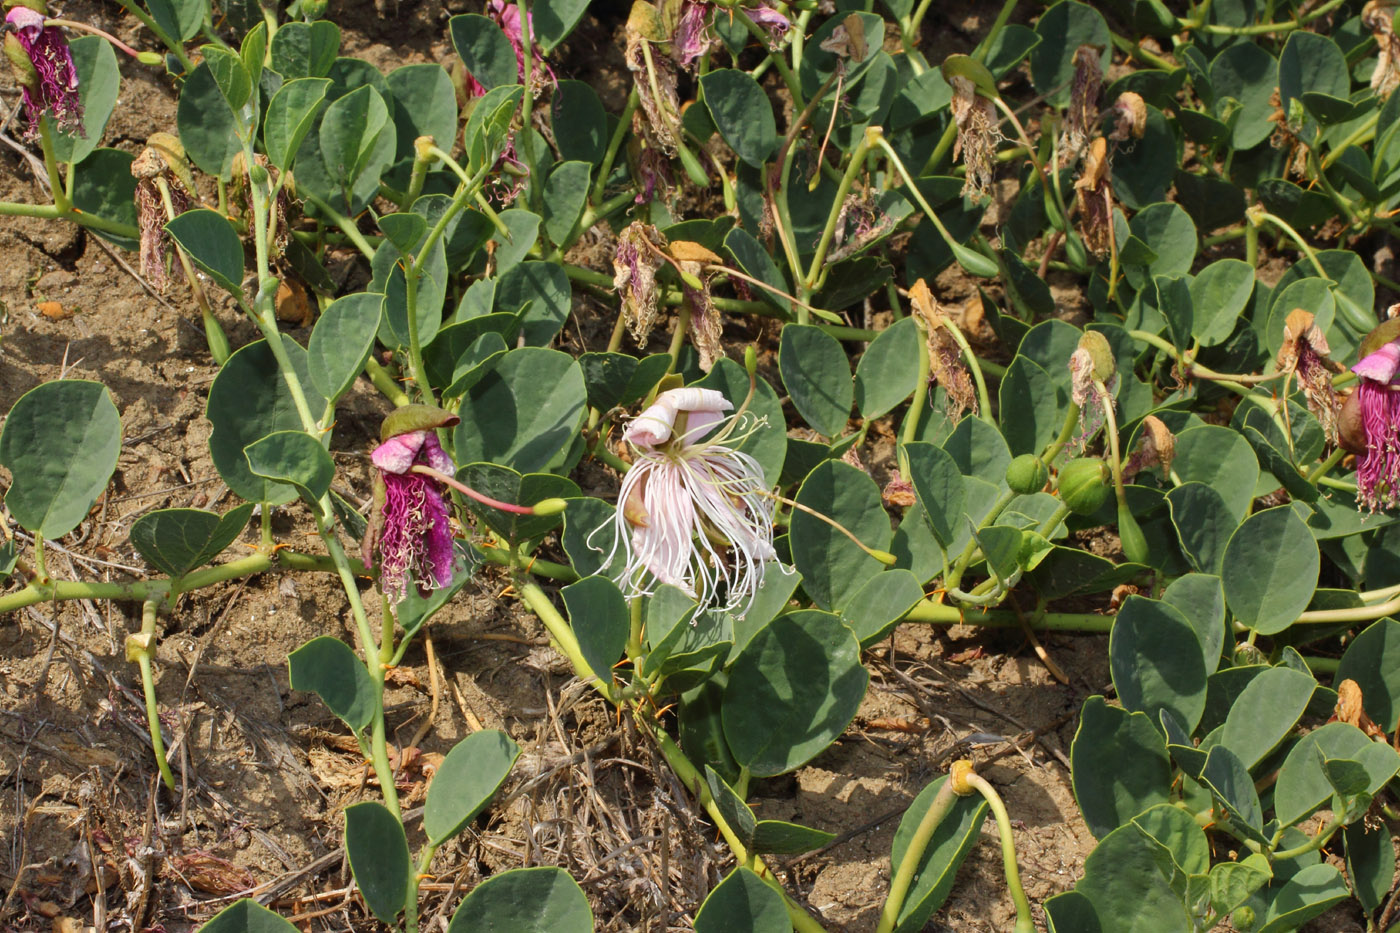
[301,0,328,20]
[870,549,898,566]
[744,345,758,376]
[249,162,270,186]
[414,135,435,162]
[1077,330,1116,382]
[950,759,976,795]
[136,50,164,66]
[529,497,569,516]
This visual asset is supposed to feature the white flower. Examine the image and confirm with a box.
[598,387,777,614]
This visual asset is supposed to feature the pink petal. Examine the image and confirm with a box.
[1354,341,1400,384]
[372,430,426,474]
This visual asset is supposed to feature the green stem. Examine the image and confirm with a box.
[592,89,640,205]
[1306,447,1346,485]
[135,598,177,791]
[1270,817,1340,862]
[1184,0,1349,34]
[300,191,377,260]
[901,323,933,448]
[365,357,412,406]
[804,135,871,297]
[110,0,195,71]
[718,1,803,107]
[518,580,616,700]
[963,772,1035,933]
[406,842,438,933]
[903,598,1116,631]
[515,0,538,210]
[874,776,961,933]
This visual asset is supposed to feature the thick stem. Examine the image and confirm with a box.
[874,777,961,933]
[963,772,1035,933]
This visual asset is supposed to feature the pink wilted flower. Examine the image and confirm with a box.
[4,5,82,140]
[746,2,791,48]
[1340,323,1400,512]
[365,429,459,603]
[672,1,711,69]
[600,387,777,614]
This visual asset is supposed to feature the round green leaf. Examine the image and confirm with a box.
[386,63,457,158]
[1221,506,1319,635]
[903,441,965,549]
[542,161,591,248]
[165,209,246,301]
[701,69,778,168]
[1124,202,1197,290]
[1165,482,1237,574]
[206,337,326,505]
[998,356,1067,456]
[1275,722,1400,826]
[51,36,118,165]
[561,576,630,683]
[1335,619,1400,731]
[1071,696,1172,839]
[889,776,989,933]
[424,730,522,845]
[1345,820,1393,914]
[839,568,924,647]
[1220,667,1317,770]
[1110,596,1209,734]
[0,380,120,539]
[245,431,335,504]
[695,867,792,933]
[496,261,572,346]
[1257,864,1350,933]
[308,292,384,402]
[344,801,410,924]
[854,317,920,418]
[1161,573,1225,677]
[790,461,889,610]
[779,324,853,438]
[1030,1,1111,106]
[1208,42,1277,150]
[270,20,341,79]
[531,0,591,52]
[447,867,592,933]
[1074,819,1193,932]
[551,80,607,164]
[264,77,331,172]
[450,14,518,91]
[128,503,254,579]
[1112,104,1177,209]
[289,636,376,732]
[722,610,868,777]
[454,347,585,474]
[71,148,138,249]
[1188,259,1255,346]
[1172,425,1259,521]
[177,61,241,179]
[1277,31,1349,116]
[200,899,302,933]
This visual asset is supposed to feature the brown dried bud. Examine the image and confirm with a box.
[1277,309,1343,444]
[1106,91,1147,141]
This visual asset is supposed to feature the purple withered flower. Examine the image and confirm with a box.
[4,5,82,140]
[366,430,460,603]
[613,221,668,345]
[1277,309,1342,445]
[598,388,777,614]
[1340,325,1400,512]
[672,1,712,69]
[746,2,791,48]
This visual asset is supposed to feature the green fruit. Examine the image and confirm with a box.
[1117,501,1149,563]
[1058,458,1110,515]
[1005,454,1049,495]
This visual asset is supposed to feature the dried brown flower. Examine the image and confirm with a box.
[1074,137,1114,259]
[909,278,977,423]
[1277,309,1343,444]
[613,222,669,346]
[1366,1,1400,97]
[949,75,1002,201]
[1105,91,1147,142]
[131,134,194,291]
[1122,415,1176,482]
[1060,44,1103,165]
[669,240,724,371]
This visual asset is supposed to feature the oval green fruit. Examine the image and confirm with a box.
[1005,454,1049,495]
[1058,458,1110,515]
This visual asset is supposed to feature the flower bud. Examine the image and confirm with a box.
[1005,454,1049,495]
[136,50,163,66]
[1076,330,1116,382]
[1058,458,1111,515]
[745,345,758,376]
[301,0,328,20]
[1117,502,1149,564]
[950,759,976,795]
[529,497,569,516]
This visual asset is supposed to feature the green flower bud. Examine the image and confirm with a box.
[530,497,569,516]
[1058,458,1110,515]
[1076,330,1116,382]
[136,50,164,66]
[1005,454,1049,495]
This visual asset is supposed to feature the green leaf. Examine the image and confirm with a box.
[790,462,889,610]
[490,207,541,274]
[1172,425,1259,521]
[854,317,920,418]
[177,61,241,179]
[724,226,789,314]
[890,776,989,932]
[269,20,341,78]
[165,209,246,301]
[1071,696,1171,839]
[202,46,253,112]
[694,867,791,933]
[0,380,121,539]
[551,80,607,164]
[1275,722,1400,826]
[244,431,334,504]
[839,569,924,647]
[1208,857,1272,920]
[751,820,836,856]
[386,63,457,158]
[145,0,205,41]
[1345,821,1393,913]
[779,325,852,438]
[288,636,375,732]
[701,69,778,168]
[1111,596,1208,733]
[722,610,868,777]
[70,148,137,250]
[561,576,629,686]
[1030,1,1110,107]
[642,585,700,679]
[450,14,518,91]
[319,85,390,189]
[1335,619,1400,731]
[423,730,521,844]
[1165,482,1236,574]
[128,504,254,578]
[542,161,591,247]
[1152,275,1193,352]
[344,801,410,923]
[998,356,1066,456]
[1219,667,1316,770]
[1123,202,1197,289]
[1113,104,1178,210]
[1161,573,1225,677]
[1256,864,1349,933]
[200,899,301,933]
[447,867,592,932]
[1209,42,1278,150]
[241,21,266,90]
[308,292,384,402]
[1073,820,1193,933]
[1199,745,1265,841]
[52,37,119,165]
[264,77,331,172]
[207,338,327,505]
[497,261,572,347]
[1221,506,1319,635]
[1277,31,1350,119]
[531,0,591,52]
[454,348,585,474]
